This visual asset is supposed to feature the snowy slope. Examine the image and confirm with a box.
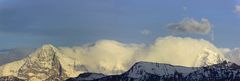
[123,62,196,78]
[0,60,25,76]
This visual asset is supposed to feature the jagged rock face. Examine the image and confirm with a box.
[17,44,68,81]
[0,76,25,81]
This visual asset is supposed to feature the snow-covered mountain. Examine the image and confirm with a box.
[123,62,196,78]
[0,44,84,81]
[66,61,196,81]
[17,44,68,81]
[66,61,197,81]
[67,61,240,81]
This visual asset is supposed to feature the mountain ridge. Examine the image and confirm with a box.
[67,61,240,81]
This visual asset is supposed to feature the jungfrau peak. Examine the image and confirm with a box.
[194,47,226,67]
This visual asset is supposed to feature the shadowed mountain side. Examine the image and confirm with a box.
[67,61,240,81]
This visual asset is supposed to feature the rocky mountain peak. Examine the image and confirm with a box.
[31,44,59,62]
[17,44,68,81]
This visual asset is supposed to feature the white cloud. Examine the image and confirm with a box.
[141,29,151,35]
[235,5,240,15]
[59,36,224,74]
[138,36,224,67]
[167,18,212,35]
[60,40,144,74]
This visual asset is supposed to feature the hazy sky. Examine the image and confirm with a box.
[0,0,240,49]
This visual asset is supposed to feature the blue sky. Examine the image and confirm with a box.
[0,0,240,49]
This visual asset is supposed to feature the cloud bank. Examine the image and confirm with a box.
[58,36,224,74]
[167,18,212,35]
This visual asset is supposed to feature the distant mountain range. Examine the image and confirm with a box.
[0,44,239,81]
[67,61,240,81]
